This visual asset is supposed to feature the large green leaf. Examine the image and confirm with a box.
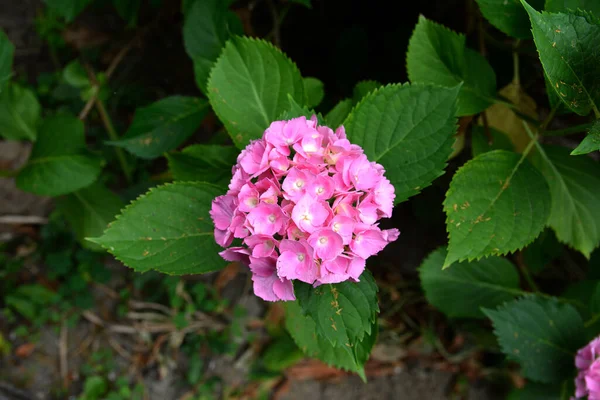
[207,37,305,149]
[533,145,600,257]
[545,0,600,17]
[344,83,459,204]
[44,0,93,22]
[523,3,600,116]
[406,16,496,116]
[571,120,600,155]
[109,97,209,159]
[284,300,376,380]
[303,77,324,109]
[483,296,584,383]
[471,126,516,157]
[444,150,550,267]
[183,0,242,94]
[0,83,40,141]
[90,182,227,274]
[166,144,237,186]
[295,271,378,348]
[0,30,14,91]
[420,248,522,318]
[56,181,124,251]
[475,0,544,39]
[16,115,103,197]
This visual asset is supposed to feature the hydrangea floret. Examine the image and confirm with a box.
[574,336,600,400]
[210,116,399,301]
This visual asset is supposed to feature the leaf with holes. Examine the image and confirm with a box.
[295,270,378,348]
[406,16,496,116]
[533,145,600,258]
[344,83,459,204]
[284,300,376,380]
[183,0,242,94]
[475,0,544,39]
[89,182,227,274]
[0,83,40,141]
[0,29,14,91]
[56,181,124,251]
[109,97,209,159]
[444,150,550,267]
[571,120,600,155]
[483,295,585,383]
[16,115,102,196]
[167,144,238,187]
[522,2,600,116]
[420,248,522,318]
[207,37,305,149]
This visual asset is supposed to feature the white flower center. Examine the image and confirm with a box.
[297,253,305,262]
[295,179,304,188]
[319,237,328,245]
[333,222,341,232]
[247,198,258,207]
[268,214,276,223]
[316,186,324,194]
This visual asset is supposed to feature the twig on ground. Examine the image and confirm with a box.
[59,320,69,389]
[0,215,48,225]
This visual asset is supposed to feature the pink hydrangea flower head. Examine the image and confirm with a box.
[209,116,399,302]
[573,336,600,399]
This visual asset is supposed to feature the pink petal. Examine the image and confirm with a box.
[308,229,344,261]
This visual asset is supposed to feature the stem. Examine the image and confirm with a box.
[585,313,600,328]
[512,40,520,86]
[516,253,540,293]
[592,104,600,119]
[96,99,132,183]
[540,104,559,132]
[544,121,595,136]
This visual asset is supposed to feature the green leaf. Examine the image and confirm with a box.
[325,98,352,129]
[183,0,242,94]
[56,181,124,251]
[406,16,497,116]
[475,0,544,39]
[295,270,378,348]
[278,94,318,120]
[545,0,600,17]
[44,0,93,22]
[166,144,237,186]
[113,0,141,26]
[109,97,209,159]
[522,3,600,116]
[444,150,551,267]
[483,295,584,383]
[262,333,304,372]
[522,229,563,274]
[63,60,90,89]
[352,80,382,104]
[0,83,40,141]
[571,120,600,155]
[207,37,305,149]
[16,115,103,196]
[288,0,312,8]
[82,376,108,399]
[471,126,516,157]
[284,301,376,379]
[0,30,14,91]
[90,182,227,274]
[532,145,600,257]
[303,77,324,108]
[345,83,460,204]
[590,282,600,315]
[419,247,522,319]
[506,382,568,400]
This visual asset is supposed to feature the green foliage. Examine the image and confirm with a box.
[167,144,237,187]
[261,333,304,372]
[0,83,41,140]
[295,271,378,348]
[17,115,103,196]
[0,29,14,91]
[545,0,600,16]
[352,80,381,103]
[183,0,242,94]
[109,96,209,159]
[406,16,496,116]
[475,0,544,39]
[483,296,585,383]
[571,120,600,155]
[471,126,516,156]
[506,382,568,400]
[303,77,325,108]
[207,37,305,148]
[324,98,352,129]
[44,0,93,22]
[90,182,227,274]
[345,83,459,204]
[113,0,141,26]
[523,2,600,116]
[533,145,600,257]
[284,300,376,379]
[444,150,551,267]
[55,182,125,251]
[420,248,522,318]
